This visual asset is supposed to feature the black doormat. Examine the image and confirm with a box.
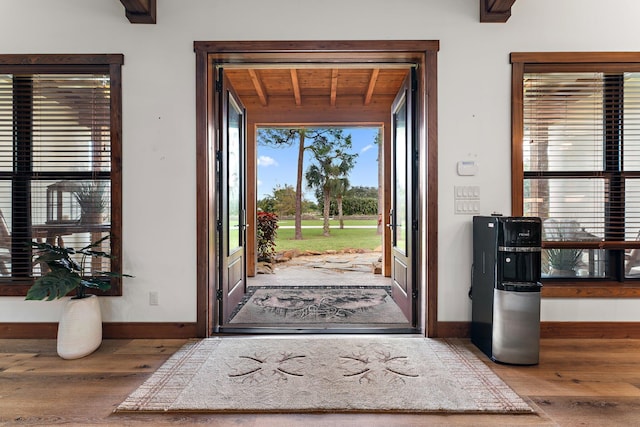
[228,286,408,325]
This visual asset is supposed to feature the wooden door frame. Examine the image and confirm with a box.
[194,40,439,337]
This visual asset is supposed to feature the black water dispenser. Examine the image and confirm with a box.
[471,216,542,365]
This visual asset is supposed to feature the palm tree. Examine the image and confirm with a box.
[258,128,346,240]
[305,131,357,237]
[331,177,350,229]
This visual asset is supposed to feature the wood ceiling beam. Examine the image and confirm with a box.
[290,69,302,106]
[120,0,156,24]
[330,69,338,107]
[364,68,380,106]
[247,69,268,106]
[480,0,516,23]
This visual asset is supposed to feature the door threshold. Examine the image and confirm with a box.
[215,325,420,335]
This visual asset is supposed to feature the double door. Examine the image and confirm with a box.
[215,68,418,327]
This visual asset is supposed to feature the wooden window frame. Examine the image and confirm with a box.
[512,52,640,298]
[0,54,124,297]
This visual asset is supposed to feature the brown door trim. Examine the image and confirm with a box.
[194,40,439,337]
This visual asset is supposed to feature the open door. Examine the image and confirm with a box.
[389,70,417,323]
[217,68,247,323]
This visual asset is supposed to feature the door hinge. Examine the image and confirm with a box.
[216,220,222,231]
[412,289,419,299]
[216,289,223,300]
[215,150,222,162]
[215,79,222,93]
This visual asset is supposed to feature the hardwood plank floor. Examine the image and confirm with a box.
[1,338,639,426]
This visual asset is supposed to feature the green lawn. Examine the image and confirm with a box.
[275,226,382,253]
[277,219,377,227]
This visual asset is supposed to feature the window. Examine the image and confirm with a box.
[512,53,640,295]
[0,55,123,296]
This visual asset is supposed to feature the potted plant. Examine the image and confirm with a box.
[74,181,108,224]
[543,218,584,277]
[26,234,131,359]
[546,247,584,277]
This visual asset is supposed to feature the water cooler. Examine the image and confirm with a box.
[471,215,542,365]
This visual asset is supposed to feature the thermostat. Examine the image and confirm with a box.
[457,160,478,176]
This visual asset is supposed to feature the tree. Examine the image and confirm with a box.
[305,130,358,237]
[374,129,384,235]
[330,177,350,229]
[257,195,276,213]
[258,128,343,240]
[271,184,297,216]
[346,186,378,198]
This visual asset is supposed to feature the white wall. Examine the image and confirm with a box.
[1,0,639,323]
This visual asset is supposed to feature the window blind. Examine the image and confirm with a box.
[0,72,112,280]
[523,71,640,244]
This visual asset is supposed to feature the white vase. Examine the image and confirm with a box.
[56,294,103,360]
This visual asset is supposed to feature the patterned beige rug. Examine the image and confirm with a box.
[116,337,534,414]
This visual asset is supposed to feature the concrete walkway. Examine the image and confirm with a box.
[248,252,389,288]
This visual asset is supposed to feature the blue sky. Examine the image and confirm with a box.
[257,127,381,200]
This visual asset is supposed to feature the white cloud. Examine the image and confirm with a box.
[257,179,262,187]
[361,144,374,153]
[258,155,278,167]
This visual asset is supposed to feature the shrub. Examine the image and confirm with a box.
[257,211,279,262]
[319,197,379,216]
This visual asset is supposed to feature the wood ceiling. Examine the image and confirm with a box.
[224,66,410,115]
[118,0,517,25]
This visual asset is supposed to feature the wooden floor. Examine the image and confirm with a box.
[1,338,639,426]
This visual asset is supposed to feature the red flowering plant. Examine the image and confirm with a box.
[256,211,279,262]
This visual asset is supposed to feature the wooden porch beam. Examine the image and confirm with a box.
[120,0,156,24]
[364,68,380,106]
[480,0,516,23]
[330,69,338,107]
[290,69,302,106]
[247,69,268,106]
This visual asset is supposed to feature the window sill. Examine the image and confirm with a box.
[542,282,640,298]
[0,282,122,298]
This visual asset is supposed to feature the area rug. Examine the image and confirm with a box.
[115,337,534,414]
[229,286,408,324]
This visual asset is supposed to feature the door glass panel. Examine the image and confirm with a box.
[227,96,242,254]
[394,94,407,254]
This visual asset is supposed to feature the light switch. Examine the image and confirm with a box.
[454,186,480,215]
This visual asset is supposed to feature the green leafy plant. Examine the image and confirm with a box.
[546,247,584,272]
[543,219,584,274]
[256,210,279,262]
[74,181,108,223]
[26,234,131,301]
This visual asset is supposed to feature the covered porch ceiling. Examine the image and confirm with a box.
[224,65,411,125]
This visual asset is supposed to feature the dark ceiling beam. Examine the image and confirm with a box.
[120,0,156,24]
[480,0,516,23]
